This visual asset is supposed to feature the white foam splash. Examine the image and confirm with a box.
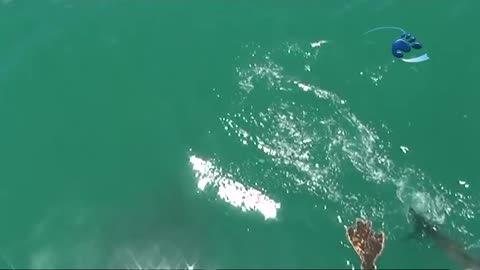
[189,156,281,220]
[218,39,479,243]
[310,40,328,48]
[458,180,470,188]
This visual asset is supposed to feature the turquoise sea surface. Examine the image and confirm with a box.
[0,1,479,269]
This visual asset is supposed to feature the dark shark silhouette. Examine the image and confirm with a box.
[408,207,480,270]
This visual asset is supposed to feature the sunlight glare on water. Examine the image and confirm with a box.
[189,155,281,220]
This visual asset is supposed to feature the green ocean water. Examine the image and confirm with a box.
[0,0,479,269]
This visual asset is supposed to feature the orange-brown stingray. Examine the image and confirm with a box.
[346,218,385,270]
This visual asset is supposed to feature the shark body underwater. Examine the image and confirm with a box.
[408,207,480,270]
[345,209,480,270]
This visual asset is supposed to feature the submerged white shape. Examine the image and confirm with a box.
[189,155,281,220]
